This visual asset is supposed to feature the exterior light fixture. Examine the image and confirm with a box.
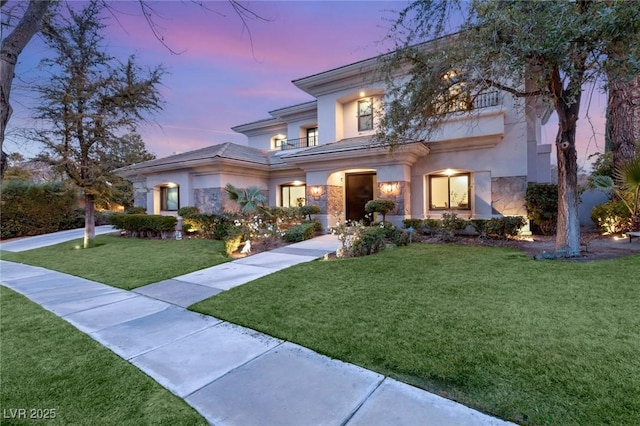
[381,182,398,195]
[310,186,323,196]
[359,90,365,97]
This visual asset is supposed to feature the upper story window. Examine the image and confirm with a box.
[273,135,287,150]
[161,185,179,211]
[429,173,470,210]
[358,98,373,132]
[307,128,318,146]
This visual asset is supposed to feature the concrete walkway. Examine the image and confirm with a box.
[0,225,117,252]
[0,232,515,426]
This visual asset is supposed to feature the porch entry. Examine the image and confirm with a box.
[345,172,376,224]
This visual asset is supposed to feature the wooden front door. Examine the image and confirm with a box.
[346,173,375,224]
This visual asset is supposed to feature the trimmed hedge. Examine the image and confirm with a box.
[471,216,526,239]
[283,222,317,242]
[1,181,80,239]
[109,214,177,239]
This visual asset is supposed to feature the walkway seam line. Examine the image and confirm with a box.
[182,339,287,399]
[339,375,386,426]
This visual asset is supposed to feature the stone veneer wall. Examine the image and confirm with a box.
[377,181,410,216]
[327,185,344,218]
[134,191,147,209]
[491,176,527,216]
[193,188,269,214]
[193,188,226,213]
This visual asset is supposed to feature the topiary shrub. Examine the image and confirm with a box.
[299,204,321,221]
[365,199,396,222]
[525,183,558,235]
[591,199,631,234]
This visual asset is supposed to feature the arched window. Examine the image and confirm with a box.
[160,185,179,211]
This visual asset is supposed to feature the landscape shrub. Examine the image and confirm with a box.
[525,183,558,235]
[402,218,424,231]
[351,226,387,256]
[108,214,177,239]
[364,199,396,222]
[0,181,80,239]
[176,206,200,233]
[438,212,467,241]
[388,227,410,246]
[299,204,321,221]
[485,216,526,239]
[177,206,200,217]
[471,217,526,239]
[591,200,631,234]
[189,214,233,239]
[283,222,317,242]
[125,206,146,214]
[223,226,245,256]
[304,220,323,233]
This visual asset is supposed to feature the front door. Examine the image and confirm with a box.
[346,173,375,224]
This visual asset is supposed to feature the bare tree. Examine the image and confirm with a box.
[0,0,266,177]
[33,1,164,248]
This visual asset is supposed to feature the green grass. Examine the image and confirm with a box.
[0,286,207,425]
[0,235,229,290]
[190,244,640,425]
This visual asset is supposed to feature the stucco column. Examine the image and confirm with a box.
[378,181,411,227]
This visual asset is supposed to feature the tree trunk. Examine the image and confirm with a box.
[606,73,640,170]
[0,0,50,177]
[555,125,581,256]
[84,193,96,248]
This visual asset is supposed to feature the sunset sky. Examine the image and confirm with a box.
[7,0,607,169]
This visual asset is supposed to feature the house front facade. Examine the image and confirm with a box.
[117,43,552,230]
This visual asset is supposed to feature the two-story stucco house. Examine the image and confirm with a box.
[117,43,552,230]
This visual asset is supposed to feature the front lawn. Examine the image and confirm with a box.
[0,235,228,290]
[190,244,640,425]
[0,286,207,425]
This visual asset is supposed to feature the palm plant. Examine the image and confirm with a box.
[593,154,640,231]
[224,183,267,213]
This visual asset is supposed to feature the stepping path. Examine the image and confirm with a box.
[0,234,515,425]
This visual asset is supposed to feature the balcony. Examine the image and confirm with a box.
[280,136,319,151]
[435,90,501,115]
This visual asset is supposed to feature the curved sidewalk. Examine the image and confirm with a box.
[0,233,515,426]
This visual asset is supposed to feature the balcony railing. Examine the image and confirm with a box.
[434,90,501,114]
[472,91,501,109]
[280,136,319,151]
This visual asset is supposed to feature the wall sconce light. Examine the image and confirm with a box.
[310,186,323,196]
[381,182,399,195]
